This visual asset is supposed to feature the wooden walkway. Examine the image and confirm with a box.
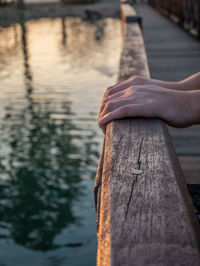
[134,2,200,184]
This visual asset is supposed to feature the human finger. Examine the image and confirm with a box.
[99,104,145,125]
[100,98,136,120]
[99,91,125,114]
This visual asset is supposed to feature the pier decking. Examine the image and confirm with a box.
[135,2,200,184]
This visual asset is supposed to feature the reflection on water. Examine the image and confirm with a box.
[0,16,121,266]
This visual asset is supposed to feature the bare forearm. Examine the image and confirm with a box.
[179,72,200,90]
[98,74,200,133]
[151,72,200,91]
[189,90,200,124]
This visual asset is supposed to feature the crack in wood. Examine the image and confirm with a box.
[95,2,200,263]
[124,136,144,221]
[124,175,138,221]
[137,136,144,170]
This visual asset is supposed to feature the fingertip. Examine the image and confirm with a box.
[99,116,107,125]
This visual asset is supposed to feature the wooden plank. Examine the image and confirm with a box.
[95,2,200,265]
[120,5,149,81]
[97,119,200,265]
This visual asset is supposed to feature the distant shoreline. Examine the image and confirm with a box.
[25,0,59,3]
[0,0,120,27]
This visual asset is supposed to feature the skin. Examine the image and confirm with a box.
[98,72,200,134]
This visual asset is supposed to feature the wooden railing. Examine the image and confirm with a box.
[94,1,200,265]
[148,0,200,38]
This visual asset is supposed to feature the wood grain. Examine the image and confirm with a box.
[95,2,200,265]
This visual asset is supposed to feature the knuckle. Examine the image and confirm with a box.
[133,74,139,80]
[129,85,137,94]
[105,87,110,93]
[130,74,137,80]
[133,75,145,84]
[148,85,154,89]
[132,75,139,81]
[106,86,114,93]
[99,103,105,113]
[107,86,113,90]
[105,102,112,112]
[107,101,114,111]
[106,86,113,96]
[130,85,136,91]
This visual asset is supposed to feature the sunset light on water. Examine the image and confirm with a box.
[0,16,121,266]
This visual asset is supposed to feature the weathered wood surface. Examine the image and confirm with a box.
[97,120,200,266]
[134,2,200,183]
[120,4,149,81]
[95,2,200,266]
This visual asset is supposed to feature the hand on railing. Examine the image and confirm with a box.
[98,74,200,134]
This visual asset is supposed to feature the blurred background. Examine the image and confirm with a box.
[0,0,121,265]
[0,0,200,265]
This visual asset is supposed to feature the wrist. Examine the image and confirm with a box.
[151,79,181,90]
[188,90,200,124]
[179,72,200,91]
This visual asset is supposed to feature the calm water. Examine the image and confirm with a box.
[0,17,121,266]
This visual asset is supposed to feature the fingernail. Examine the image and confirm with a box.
[99,116,107,124]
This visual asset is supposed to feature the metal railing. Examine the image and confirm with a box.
[148,0,200,38]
